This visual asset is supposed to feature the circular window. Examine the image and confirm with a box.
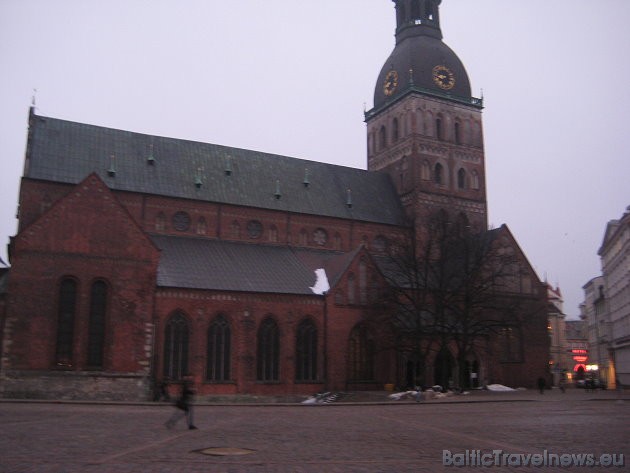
[172,211,191,232]
[247,220,263,239]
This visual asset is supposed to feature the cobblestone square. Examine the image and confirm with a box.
[0,389,628,472]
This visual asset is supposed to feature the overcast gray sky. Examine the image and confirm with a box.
[1,0,629,317]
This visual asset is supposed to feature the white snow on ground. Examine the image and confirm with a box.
[486,384,515,391]
[310,268,330,295]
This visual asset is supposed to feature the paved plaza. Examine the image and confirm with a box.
[0,388,628,472]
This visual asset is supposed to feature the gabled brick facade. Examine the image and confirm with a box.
[0,2,550,400]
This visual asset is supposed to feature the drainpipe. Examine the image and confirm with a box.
[323,291,329,391]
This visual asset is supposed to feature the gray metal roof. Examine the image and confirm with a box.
[151,235,354,294]
[25,113,406,226]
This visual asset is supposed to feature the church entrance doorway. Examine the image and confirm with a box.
[434,347,455,389]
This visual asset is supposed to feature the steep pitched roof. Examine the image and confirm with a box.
[151,235,357,295]
[25,112,407,226]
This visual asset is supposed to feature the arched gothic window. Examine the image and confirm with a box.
[56,278,77,366]
[434,163,444,185]
[454,122,461,145]
[457,168,466,189]
[499,327,523,362]
[196,217,207,235]
[333,233,342,250]
[268,225,278,243]
[392,117,399,142]
[230,220,241,239]
[163,312,189,380]
[348,325,374,381]
[436,118,443,141]
[359,259,368,305]
[257,318,279,381]
[299,229,308,246]
[296,319,318,382]
[207,315,231,382]
[347,273,356,305]
[87,280,107,368]
[421,160,431,180]
[379,125,387,150]
[155,212,166,232]
[471,170,480,190]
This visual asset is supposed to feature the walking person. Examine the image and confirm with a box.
[165,378,197,430]
[537,376,546,394]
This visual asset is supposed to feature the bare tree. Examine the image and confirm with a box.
[370,211,540,389]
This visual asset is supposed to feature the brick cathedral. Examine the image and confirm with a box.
[0,1,550,400]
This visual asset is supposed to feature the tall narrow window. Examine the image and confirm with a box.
[471,170,480,190]
[257,318,279,381]
[196,217,207,235]
[348,325,374,381]
[231,220,241,239]
[207,315,231,382]
[56,278,77,366]
[436,118,443,140]
[347,273,356,305]
[454,122,461,144]
[87,280,107,368]
[499,327,523,362]
[392,117,399,142]
[457,168,466,189]
[163,312,189,380]
[155,212,166,232]
[296,319,318,382]
[379,125,387,150]
[434,163,443,185]
[359,259,368,305]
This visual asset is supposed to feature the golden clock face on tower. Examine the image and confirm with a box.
[432,65,455,90]
[383,70,399,96]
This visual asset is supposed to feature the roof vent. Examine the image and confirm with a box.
[195,167,203,188]
[274,180,282,200]
[225,155,233,176]
[346,188,353,208]
[303,168,310,187]
[107,154,116,177]
[147,143,155,165]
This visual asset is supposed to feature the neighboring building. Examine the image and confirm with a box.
[598,207,630,387]
[0,1,549,401]
[581,276,612,387]
[565,319,589,382]
[547,284,569,386]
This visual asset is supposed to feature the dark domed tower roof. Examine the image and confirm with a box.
[373,0,472,110]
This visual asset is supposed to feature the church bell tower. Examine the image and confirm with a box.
[366,0,487,232]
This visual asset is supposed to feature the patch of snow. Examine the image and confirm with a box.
[486,383,515,392]
[388,390,418,400]
[310,268,330,295]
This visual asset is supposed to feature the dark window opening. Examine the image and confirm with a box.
[87,280,107,368]
[163,312,189,380]
[257,318,279,381]
[348,325,375,381]
[296,320,318,382]
[457,168,466,189]
[56,278,77,366]
[207,315,231,382]
[436,118,443,140]
[434,163,443,185]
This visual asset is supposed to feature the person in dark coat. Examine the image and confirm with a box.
[537,376,546,394]
[165,379,197,430]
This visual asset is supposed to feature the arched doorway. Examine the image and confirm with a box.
[463,359,480,388]
[404,354,425,389]
[434,347,455,389]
